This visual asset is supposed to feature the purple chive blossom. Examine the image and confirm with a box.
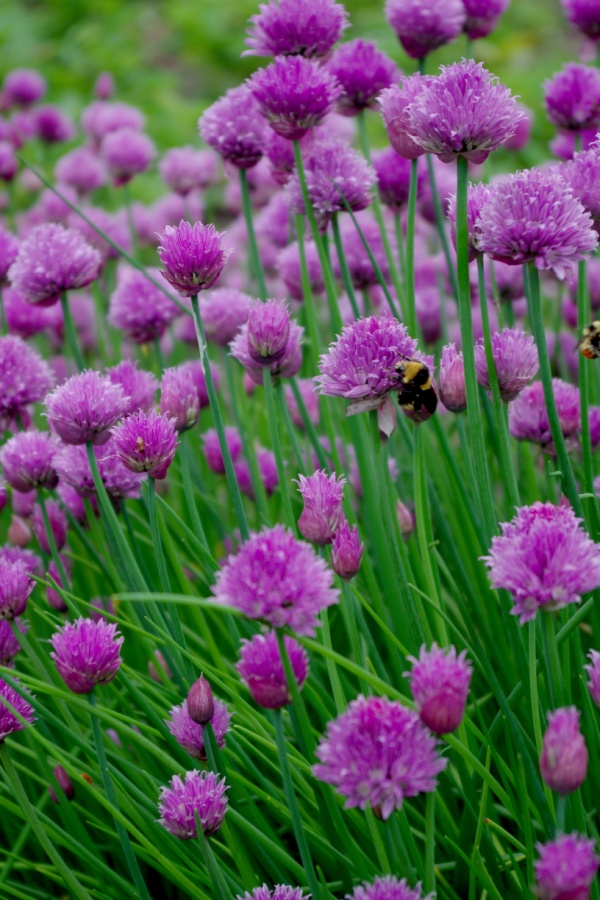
[55,440,145,501]
[202,427,243,475]
[562,0,600,40]
[478,169,598,280]
[3,287,61,339]
[0,546,41,576]
[186,675,215,725]
[331,521,363,581]
[347,876,434,900]
[8,223,101,307]
[100,128,155,186]
[379,76,433,160]
[372,148,413,211]
[384,0,466,58]
[438,343,467,413]
[94,72,114,100]
[234,449,279,499]
[462,0,510,39]
[55,148,107,195]
[406,644,473,735]
[447,181,492,262]
[0,336,54,428]
[166,698,232,761]
[106,360,158,417]
[326,40,398,116]
[482,501,600,624]
[199,288,253,347]
[237,631,309,709]
[508,379,580,450]
[68,205,130,262]
[504,103,534,151]
[32,500,67,554]
[34,106,75,144]
[230,320,303,384]
[248,56,342,141]
[50,617,123,694]
[0,143,17,182]
[277,240,324,301]
[237,887,310,900]
[0,559,33,619]
[0,225,18,283]
[159,147,218,195]
[315,315,418,414]
[0,429,58,492]
[157,770,228,839]
[263,131,306,185]
[585,649,600,707]
[474,328,540,401]
[0,678,35,742]
[406,60,522,165]
[45,370,128,446]
[108,267,180,343]
[313,695,447,819]
[544,63,600,132]
[284,378,320,429]
[561,148,600,230]
[284,139,375,232]
[199,85,268,170]
[295,469,346,545]
[244,0,348,58]
[212,524,339,636]
[535,833,599,900]
[246,298,291,365]
[332,213,389,289]
[111,409,178,480]
[0,620,24,667]
[3,69,45,107]
[81,101,144,149]
[160,366,200,433]
[157,221,233,297]
[540,707,588,795]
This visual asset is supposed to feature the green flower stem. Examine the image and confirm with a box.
[528,621,543,755]
[455,155,497,543]
[524,264,584,518]
[179,434,209,546]
[331,213,360,318]
[393,213,406,284]
[289,377,330,472]
[240,168,268,300]
[577,259,598,535]
[273,708,322,900]
[60,291,85,372]
[476,255,520,514]
[276,629,315,758]
[88,692,151,900]
[404,158,419,335]
[342,580,369,695]
[263,368,296,531]
[426,155,458,301]
[320,605,346,715]
[542,612,563,708]
[0,287,6,335]
[190,294,249,541]
[425,792,436,895]
[37,489,69,587]
[197,824,230,900]
[413,426,447,644]
[365,804,391,874]
[0,743,93,900]
[274,377,307,476]
[295,213,322,370]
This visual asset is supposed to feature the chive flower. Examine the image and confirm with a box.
[535,833,599,900]
[157,770,228,839]
[540,706,588,795]
[237,631,309,709]
[157,221,233,297]
[244,0,348,59]
[111,409,178,479]
[50,617,123,694]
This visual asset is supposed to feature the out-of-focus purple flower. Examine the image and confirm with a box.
[379,77,432,160]
[478,169,598,280]
[6,112,36,148]
[0,678,35,741]
[248,56,342,141]
[34,184,78,226]
[8,223,101,306]
[0,225,18,283]
[551,127,598,161]
[447,181,492,263]
[482,501,600,623]
[50,617,123,694]
[347,876,434,900]
[285,139,375,232]
[561,148,600,230]
[230,319,303,384]
[295,469,346,545]
[111,409,177,479]
[406,644,472,735]
[396,499,416,539]
[438,343,466,413]
[326,40,398,116]
[246,298,291,365]
[0,335,55,428]
[108,266,180,343]
[55,148,107,195]
[331,521,363,580]
[199,86,267,170]
[0,545,40,575]
[0,142,17,181]
[49,765,74,804]
[332,213,388,289]
[0,558,33,619]
[45,370,127,445]
[585,648,600,708]
[233,449,279,498]
[202,427,243,475]
[166,697,231,760]
[509,379,580,451]
[178,360,220,409]
[0,429,58,492]
[244,0,348,58]
[159,147,218,195]
[106,360,158,417]
[462,0,510,39]
[563,0,600,41]
[277,240,324,301]
[535,833,599,900]
[157,221,232,298]
[34,106,75,144]
[94,72,114,100]
[160,366,200,433]
[372,148,412,211]
[158,770,228,839]
[503,103,533,151]
[237,631,308,709]
[3,70,45,107]
[100,127,156,187]
[284,378,320,429]
[314,695,447,819]
[55,440,145,501]
[263,131,306,185]
[213,524,339,635]
[198,288,253,347]
[81,101,144,148]
[56,482,87,523]
[0,620,24,667]
[385,0,465,58]
[544,62,600,132]
[238,887,310,900]
[32,499,67,554]
[68,205,130,262]
[474,328,539,401]
[540,706,588,795]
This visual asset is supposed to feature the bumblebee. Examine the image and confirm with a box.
[393,356,438,417]
[580,321,600,360]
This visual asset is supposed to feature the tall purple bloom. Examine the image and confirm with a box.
[199,86,268,170]
[108,267,180,343]
[509,379,580,451]
[45,370,128,445]
[212,524,339,635]
[55,148,107,195]
[157,221,233,297]
[100,127,156,186]
[55,440,145,501]
[562,0,600,40]
[106,360,158,417]
[159,147,218,195]
[313,695,447,819]
[158,770,228,839]
[447,181,492,262]
[244,0,348,58]
[326,40,398,116]
[544,63,600,132]
[438,343,466,413]
[474,328,539,401]
[248,56,342,141]
[348,876,434,900]
[482,502,600,623]
[111,409,178,479]
[0,429,58,492]
[295,469,346,544]
[34,105,75,144]
[166,698,231,761]
[384,0,466,58]
[372,148,413,211]
[81,101,144,148]
[50,617,123,694]
[0,678,35,742]
[561,148,600,231]
[540,706,588,795]
[230,320,303,384]
[245,298,291,365]
[535,833,599,900]
[331,521,363,581]
[0,559,34,619]
[160,366,200,433]
[8,223,101,307]
[407,644,472,735]
[237,631,309,709]
[379,76,432,161]
[2,69,45,107]
[462,0,510,39]
[198,288,253,347]
[0,336,54,428]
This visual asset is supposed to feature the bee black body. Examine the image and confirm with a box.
[393,358,438,416]
[579,321,600,360]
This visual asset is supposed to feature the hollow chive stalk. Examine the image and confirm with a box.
[425,154,458,301]
[404,158,419,336]
[60,291,85,371]
[239,168,268,301]
[331,213,360,318]
[179,435,209,546]
[263,368,296,531]
[425,792,436,895]
[413,426,447,644]
[577,259,598,535]
[37,489,69,588]
[197,822,230,900]
[190,294,249,541]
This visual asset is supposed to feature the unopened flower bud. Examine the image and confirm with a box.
[407,643,473,735]
[396,500,415,540]
[8,515,31,548]
[49,764,74,803]
[438,343,467,413]
[187,675,214,725]
[331,521,363,580]
[540,707,588,795]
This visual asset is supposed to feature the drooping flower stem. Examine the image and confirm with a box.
[404,158,418,336]
[524,264,584,519]
[239,169,268,301]
[331,213,360,318]
[455,155,497,543]
[88,692,152,900]
[426,155,459,301]
[190,294,249,541]
[60,291,85,372]
[263,368,296,532]
[425,792,436,895]
[0,743,94,900]
[577,259,597,535]
[37,489,69,587]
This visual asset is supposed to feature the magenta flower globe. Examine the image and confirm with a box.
[313,695,447,819]
[3,69,46,107]
[230,320,304,384]
[0,429,59,492]
[199,85,268,170]
[100,127,156,186]
[157,221,233,297]
[106,360,158,417]
[111,409,178,479]
[199,288,253,347]
[44,370,128,445]
[544,62,600,132]
[406,644,473,735]
[246,298,291,365]
[55,148,107,195]
[157,770,228,839]
[348,876,434,900]
[326,40,398,116]
[108,267,180,343]
[462,0,510,39]
[295,469,346,545]
[166,698,232,761]
[447,181,492,262]
[203,427,243,475]
[385,0,465,58]
[212,524,339,636]
[55,440,145,502]
[331,521,363,581]
[160,366,200,433]
[438,343,467,413]
[237,631,309,709]
[372,147,412,211]
[474,328,540,402]
[0,559,34,619]
[562,0,600,40]
[50,617,123,694]
[540,707,588,795]
[509,379,580,451]
[535,833,599,900]
[244,0,348,58]
[0,678,35,742]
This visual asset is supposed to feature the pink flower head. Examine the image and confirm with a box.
[0,678,35,742]
[101,127,156,186]
[81,101,144,148]
[562,147,600,227]
[277,240,324,301]
[157,770,228,839]
[482,501,600,624]
[447,181,493,262]
[199,288,253,347]
[202,427,243,475]
[509,379,580,451]
[55,148,107,194]
[199,85,268,170]
[244,0,348,58]
[45,370,128,445]
[585,649,600,707]
[238,887,310,900]
[55,440,145,501]
[385,0,465,58]
[179,360,220,409]
[248,56,342,141]
[8,223,101,307]
[504,103,533,151]
[108,266,180,343]
[166,698,231,761]
[160,366,200,433]
[379,76,432,160]
[159,146,218,195]
[94,72,114,100]
[331,521,363,580]
[0,142,17,182]
[0,620,24,667]
[0,559,34,619]
[106,360,158,417]
[3,69,46,107]
[462,0,510,39]
[237,631,309,709]
[313,695,448,819]
[540,706,588,795]
[0,429,59,492]
[295,469,346,545]
[32,499,67,554]
[326,40,398,116]
[34,106,75,144]
[474,328,539,401]
[0,335,54,427]
[230,319,303,384]
[246,298,291,365]
[111,409,178,479]
[438,343,466,413]
[157,221,232,297]
[348,876,434,900]
[544,63,600,132]
[535,833,599,900]
[50,617,123,694]
[406,644,472,735]
[563,0,600,40]
[332,213,388,289]
[212,524,339,635]
[372,148,412,211]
